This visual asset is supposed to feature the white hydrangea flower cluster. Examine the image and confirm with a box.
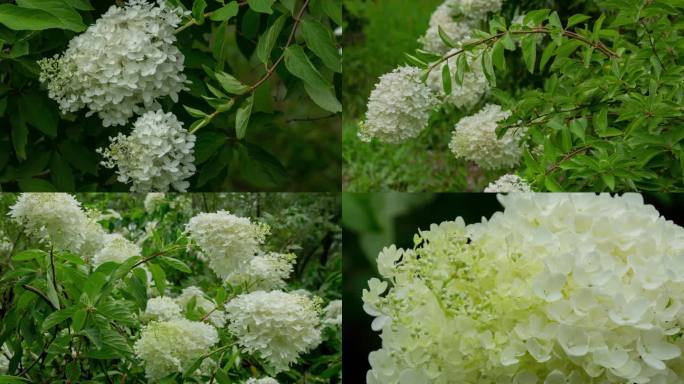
[144,193,167,213]
[484,174,532,192]
[9,193,88,252]
[420,0,503,54]
[246,378,279,384]
[427,49,489,109]
[225,252,296,291]
[449,103,524,169]
[225,290,322,373]
[185,211,270,279]
[134,318,218,381]
[80,209,107,261]
[322,300,342,327]
[359,66,440,143]
[98,110,196,192]
[364,193,684,384]
[0,349,8,374]
[37,0,188,127]
[92,233,141,267]
[143,296,182,322]
[175,286,227,328]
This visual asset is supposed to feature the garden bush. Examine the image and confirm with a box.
[0,0,341,192]
[0,192,341,383]
[345,0,684,192]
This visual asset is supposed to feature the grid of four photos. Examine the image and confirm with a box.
[0,0,683,383]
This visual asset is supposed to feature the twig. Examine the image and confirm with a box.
[18,331,57,377]
[545,145,593,175]
[208,350,227,384]
[22,284,58,310]
[639,19,665,70]
[49,246,58,293]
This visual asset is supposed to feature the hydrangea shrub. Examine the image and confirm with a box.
[0,192,341,383]
[0,0,342,192]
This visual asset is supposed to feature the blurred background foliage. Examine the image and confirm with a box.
[342,192,684,382]
[342,0,599,191]
[0,0,341,192]
[0,192,341,383]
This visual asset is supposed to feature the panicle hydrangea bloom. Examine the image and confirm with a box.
[185,211,270,279]
[419,2,476,54]
[175,286,226,328]
[144,296,182,322]
[144,193,167,213]
[0,347,8,374]
[246,378,279,384]
[80,209,107,261]
[225,252,296,291]
[484,174,532,193]
[98,110,196,192]
[37,0,188,127]
[453,0,503,20]
[359,66,440,143]
[449,103,524,169]
[9,193,87,252]
[134,318,218,381]
[225,290,322,373]
[92,233,141,267]
[364,193,684,384]
[322,300,342,327]
[427,50,489,109]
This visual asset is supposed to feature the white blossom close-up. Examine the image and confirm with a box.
[364,193,684,384]
[144,193,167,213]
[225,290,322,373]
[484,174,532,192]
[9,193,87,252]
[92,233,141,267]
[143,296,182,322]
[98,110,196,192]
[419,2,476,54]
[185,211,269,279]
[225,252,296,291]
[449,103,524,169]
[322,300,342,327]
[359,66,440,143]
[134,318,218,381]
[38,0,188,127]
[245,378,279,384]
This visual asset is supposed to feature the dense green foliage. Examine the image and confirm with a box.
[0,0,341,192]
[0,193,341,383]
[344,0,684,192]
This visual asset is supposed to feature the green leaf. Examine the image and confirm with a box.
[63,0,93,11]
[0,375,31,383]
[59,141,98,176]
[455,53,467,86]
[18,179,57,192]
[602,173,615,191]
[247,0,274,14]
[83,272,106,301]
[148,263,166,296]
[521,36,537,73]
[239,142,287,187]
[544,177,562,192]
[209,1,238,21]
[303,83,342,113]
[539,41,556,71]
[194,131,228,164]
[491,40,506,71]
[71,308,87,332]
[12,249,47,261]
[482,50,496,87]
[183,105,209,118]
[437,25,457,48]
[301,18,341,73]
[10,113,27,161]
[256,14,287,64]
[441,63,452,95]
[192,0,207,25]
[97,301,136,325]
[50,153,75,192]
[42,307,77,332]
[320,0,341,25]
[567,14,591,28]
[593,108,608,133]
[215,71,249,95]
[100,328,132,355]
[5,1,85,32]
[500,32,516,50]
[197,145,232,187]
[159,256,191,273]
[283,45,331,89]
[235,95,254,139]
[547,11,562,30]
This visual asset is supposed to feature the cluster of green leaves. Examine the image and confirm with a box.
[410,0,684,191]
[0,193,341,383]
[0,0,341,192]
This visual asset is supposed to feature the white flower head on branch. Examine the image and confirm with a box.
[420,2,477,54]
[246,378,279,384]
[98,110,196,192]
[134,318,218,381]
[175,286,227,328]
[225,290,322,373]
[143,296,182,322]
[359,66,440,144]
[225,252,296,291]
[185,211,270,279]
[9,193,88,252]
[427,49,489,109]
[92,233,141,268]
[364,193,684,384]
[38,0,189,127]
[484,174,532,192]
[449,103,524,169]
